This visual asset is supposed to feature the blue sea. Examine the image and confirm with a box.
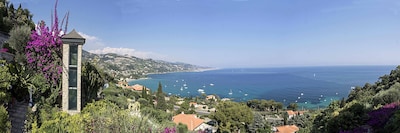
[129,66,396,109]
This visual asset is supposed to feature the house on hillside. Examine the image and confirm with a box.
[273,125,299,133]
[286,110,304,119]
[206,95,217,102]
[189,102,198,108]
[172,113,213,132]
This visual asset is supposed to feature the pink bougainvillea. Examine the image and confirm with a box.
[25,0,68,86]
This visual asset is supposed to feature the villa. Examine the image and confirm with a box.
[206,95,217,102]
[189,102,198,108]
[287,110,304,119]
[274,125,299,133]
[172,112,213,132]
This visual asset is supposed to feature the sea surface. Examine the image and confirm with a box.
[129,66,396,109]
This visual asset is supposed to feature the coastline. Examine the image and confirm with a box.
[125,67,219,83]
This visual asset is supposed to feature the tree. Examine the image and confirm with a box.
[248,112,271,133]
[156,82,167,111]
[0,60,14,104]
[25,0,68,87]
[287,103,298,111]
[212,101,254,132]
[0,105,10,132]
[177,123,188,133]
[7,25,31,63]
[82,62,106,107]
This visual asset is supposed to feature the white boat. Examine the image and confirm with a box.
[210,83,214,86]
[183,83,187,87]
[300,92,304,96]
[198,89,204,92]
[244,94,248,96]
[180,87,183,91]
[228,89,233,95]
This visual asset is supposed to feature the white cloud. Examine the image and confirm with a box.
[78,32,106,51]
[77,32,177,62]
[88,47,175,61]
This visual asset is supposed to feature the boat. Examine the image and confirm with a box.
[228,89,233,95]
[198,89,204,92]
[210,83,214,86]
[180,87,183,91]
[183,83,187,87]
[300,92,304,96]
[244,94,248,96]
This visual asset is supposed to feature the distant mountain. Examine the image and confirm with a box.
[82,50,211,79]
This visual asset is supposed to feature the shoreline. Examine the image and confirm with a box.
[125,67,220,83]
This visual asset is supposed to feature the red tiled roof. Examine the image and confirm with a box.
[276,125,299,133]
[172,113,204,131]
[287,110,304,116]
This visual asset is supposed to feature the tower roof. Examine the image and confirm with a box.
[63,29,84,39]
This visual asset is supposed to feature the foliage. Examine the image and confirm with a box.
[177,123,188,133]
[81,61,106,107]
[7,25,31,63]
[0,105,10,133]
[31,100,176,133]
[367,102,400,132]
[0,0,34,33]
[25,0,68,87]
[141,106,173,124]
[212,101,254,133]
[247,112,271,133]
[287,103,298,111]
[0,60,13,104]
[383,109,400,132]
[156,82,167,111]
[246,99,283,112]
[102,83,139,109]
[372,82,400,106]
[176,100,195,114]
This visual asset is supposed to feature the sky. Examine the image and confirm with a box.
[10,0,400,68]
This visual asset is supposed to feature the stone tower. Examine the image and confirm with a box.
[61,29,85,114]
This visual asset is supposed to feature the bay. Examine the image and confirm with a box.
[129,66,396,109]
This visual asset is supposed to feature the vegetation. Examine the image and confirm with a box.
[2,0,400,133]
[212,101,254,133]
[311,66,400,133]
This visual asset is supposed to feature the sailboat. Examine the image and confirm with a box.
[228,89,233,95]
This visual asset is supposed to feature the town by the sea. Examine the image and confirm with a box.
[129,65,396,109]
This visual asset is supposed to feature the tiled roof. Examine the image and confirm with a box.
[63,29,84,39]
[276,125,299,133]
[172,113,204,131]
[287,110,304,116]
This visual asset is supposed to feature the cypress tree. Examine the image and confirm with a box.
[156,82,166,110]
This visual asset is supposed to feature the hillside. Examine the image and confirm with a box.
[82,50,211,79]
[310,66,400,133]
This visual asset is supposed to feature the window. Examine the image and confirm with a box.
[68,88,77,110]
[69,67,77,87]
[69,45,78,66]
